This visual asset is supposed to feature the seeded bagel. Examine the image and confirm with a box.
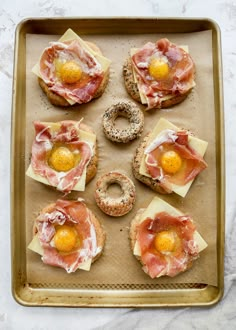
[102,102,144,143]
[123,58,141,103]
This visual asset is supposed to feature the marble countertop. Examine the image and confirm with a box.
[0,0,235,329]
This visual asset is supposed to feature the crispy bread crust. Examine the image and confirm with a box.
[34,202,106,264]
[129,208,145,254]
[88,209,106,262]
[85,146,98,185]
[79,123,98,185]
[132,133,171,194]
[38,42,110,107]
[123,57,191,109]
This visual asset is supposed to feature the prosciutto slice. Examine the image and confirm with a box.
[31,120,93,192]
[136,212,199,278]
[131,38,195,109]
[145,130,207,192]
[36,199,99,273]
[39,40,104,104]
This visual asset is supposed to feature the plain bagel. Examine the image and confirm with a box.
[102,102,144,143]
[94,171,136,217]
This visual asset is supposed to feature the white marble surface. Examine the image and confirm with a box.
[0,0,236,329]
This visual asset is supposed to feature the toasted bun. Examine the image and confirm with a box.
[34,202,106,264]
[132,133,171,194]
[123,57,191,109]
[39,41,110,107]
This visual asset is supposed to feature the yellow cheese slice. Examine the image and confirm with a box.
[26,163,87,191]
[139,118,208,197]
[133,196,208,256]
[28,234,92,271]
[130,45,194,108]
[59,29,111,73]
[28,234,44,255]
[32,62,41,78]
[32,28,111,105]
[26,123,96,192]
[130,48,147,104]
[130,47,174,106]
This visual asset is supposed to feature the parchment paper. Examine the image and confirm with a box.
[25,30,217,288]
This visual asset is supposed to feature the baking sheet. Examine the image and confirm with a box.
[11,18,224,306]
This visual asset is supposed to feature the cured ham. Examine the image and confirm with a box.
[39,40,104,104]
[35,200,100,273]
[31,120,93,192]
[136,212,199,278]
[131,38,195,109]
[144,129,207,192]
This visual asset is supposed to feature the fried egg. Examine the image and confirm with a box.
[48,143,82,172]
[148,56,169,80]
[53,224,81,253]
[59,61,83,84]
[160,150,183,174]
[54,52,85,85]
[145,129,185,177]
[154,230,180,255]
[151,144,185,177]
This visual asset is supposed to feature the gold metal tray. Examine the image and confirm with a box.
[11,17,225,307]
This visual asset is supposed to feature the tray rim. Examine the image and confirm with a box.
[11,16,225,308]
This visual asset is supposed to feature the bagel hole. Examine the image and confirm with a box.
[107,183,123,198]
[114,115,130,130]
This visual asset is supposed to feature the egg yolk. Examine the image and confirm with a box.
[148,58,169,80]
[54,225,79,253]
[60,61,82,84]
[49,146,75,172]
[154,230,176,253]
[160,150,182,174]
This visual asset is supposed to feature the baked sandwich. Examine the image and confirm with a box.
[28,199,106,273]
[32,28,111,107]
[26,119,97,193]
[123,38,195,110]
[133,118,208,197]
[130,196,207,278]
